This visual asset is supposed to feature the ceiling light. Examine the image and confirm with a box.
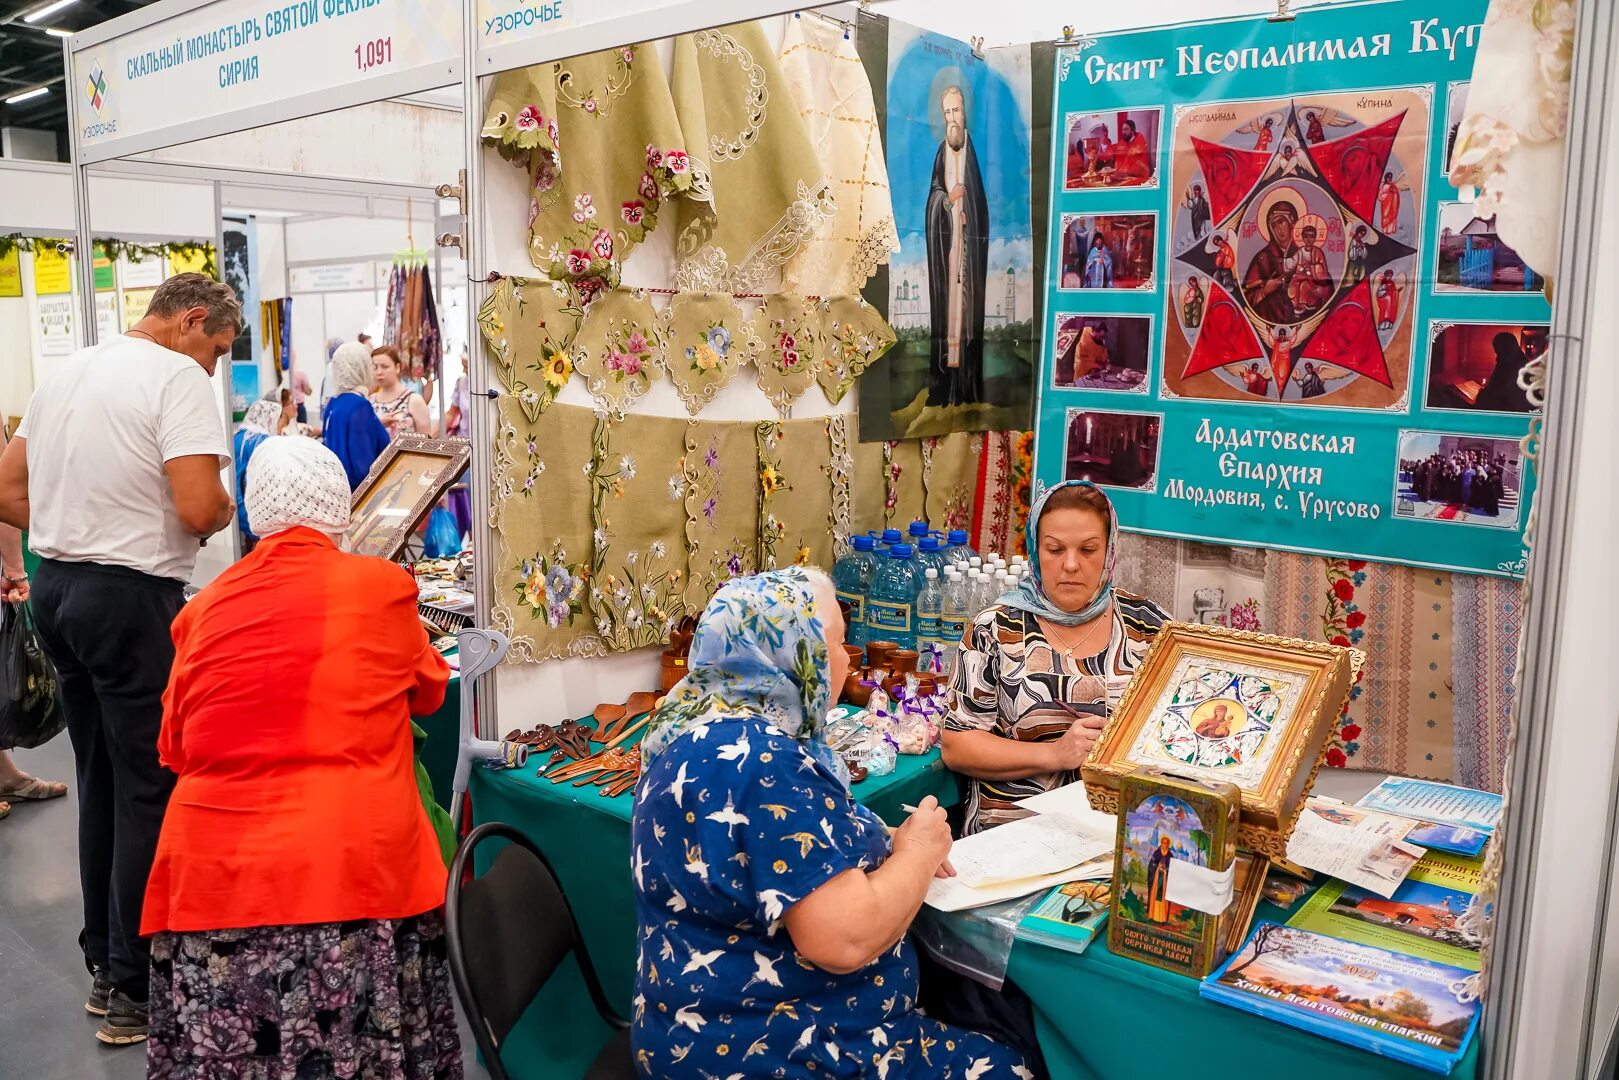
[5,87,50,104]
[43,27,72,37]
[23,0,78,24]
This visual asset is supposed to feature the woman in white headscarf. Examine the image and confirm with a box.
[321,341,390,488]
[232,398,284,550]
[144,436,462,1079]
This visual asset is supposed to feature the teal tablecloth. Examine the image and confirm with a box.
[468,735,959,1080]
[1004,899,1481,1080]
[415,662,459,811]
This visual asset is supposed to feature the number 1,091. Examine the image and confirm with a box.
[356,37,393,71]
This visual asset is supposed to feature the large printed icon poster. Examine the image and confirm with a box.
[1034,0,1545,577]
[858,19,1038,441]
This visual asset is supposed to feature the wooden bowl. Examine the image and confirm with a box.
[866,640,899,670]
[843,668,874,707]
[886,649,920,675]
[659,650,688,692]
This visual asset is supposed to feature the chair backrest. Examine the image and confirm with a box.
[445,821,624,1074]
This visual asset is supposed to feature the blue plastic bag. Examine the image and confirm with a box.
[423,506,462,558]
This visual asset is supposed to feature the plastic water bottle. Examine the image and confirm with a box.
[945,529,976,565]
[833,535,879,646]
[880,528,903,551]
[907,519,931,545]
[916,535,947,579]
[867,543,919,650]
[916,569,946,674]
[941,570,968,675]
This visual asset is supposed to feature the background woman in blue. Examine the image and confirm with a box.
[630,568,1027,1078]
[321,342,390,489]
[231,398,281,551]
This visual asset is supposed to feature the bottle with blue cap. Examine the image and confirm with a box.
[915,535,947,579]
[878,527,903,551]
[832,535,879,646]
[944,528,977,565]
[866,542,919,650]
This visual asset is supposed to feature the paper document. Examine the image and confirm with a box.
[948,813,1111,889]
[1285,797,1428,898]
[926,852,1113,913]
[1015,785,1120,841]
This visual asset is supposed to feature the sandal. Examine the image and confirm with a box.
[0,776,67,801]
[0,801,9,820]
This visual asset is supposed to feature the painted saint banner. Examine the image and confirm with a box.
[858,17,1038,441]
[1034,0,1544,577]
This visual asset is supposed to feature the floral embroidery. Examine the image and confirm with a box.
[752,293,821,417]
[659,292,752,416]
[756,422,791,570]
[1217,598,1263,632]
[556,47,636,115]
[515,545,588,627]
[477,277,584,423]
[1320,558,1370,766]
[882,440,901,525]
[827,414,854,558]
[817,296,896,405]
[573,288,663,419]
[1010,431,1035,558]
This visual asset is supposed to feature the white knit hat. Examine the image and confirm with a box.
[245,435,352,539]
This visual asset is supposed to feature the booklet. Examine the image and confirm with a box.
[1355,778,1503,834]
[1202,923,1480,1075]
[1015,881,1111,955]
[1287,850,1484,971]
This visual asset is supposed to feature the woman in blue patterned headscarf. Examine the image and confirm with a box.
[631,568,1026,1079]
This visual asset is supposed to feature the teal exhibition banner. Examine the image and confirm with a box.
[1034,0,1544,578]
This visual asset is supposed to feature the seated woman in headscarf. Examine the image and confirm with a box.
[231,398,282,551]
[942,481,1168,834]
[321,341,390,488]
[142,437,462,1080]
[630,568,1027,1079]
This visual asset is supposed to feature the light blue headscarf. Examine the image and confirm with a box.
[639,568,846,784]
[997,479,1119,627]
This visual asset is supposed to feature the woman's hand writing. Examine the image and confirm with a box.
[1042,709,1107,771]
[893,795,953,877]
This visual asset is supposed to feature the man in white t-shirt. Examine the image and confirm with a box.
[0,272,239,1047]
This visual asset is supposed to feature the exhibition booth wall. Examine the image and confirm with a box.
[19,0,1618,1074]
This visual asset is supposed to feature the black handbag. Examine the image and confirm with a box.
[0,600,65,750]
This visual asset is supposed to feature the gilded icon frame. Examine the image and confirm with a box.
[1082,622,1362,857]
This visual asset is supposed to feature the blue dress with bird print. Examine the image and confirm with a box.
[629,715,1028,1078]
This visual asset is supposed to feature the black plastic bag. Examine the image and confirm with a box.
[0,600,65,750]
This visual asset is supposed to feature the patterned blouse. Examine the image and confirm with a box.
[630,716,1026,1078]
[945,590,1168,833]
[371,390,419,434]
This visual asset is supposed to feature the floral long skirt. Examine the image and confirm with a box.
[148,913,464,1080]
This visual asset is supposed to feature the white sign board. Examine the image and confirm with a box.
[474,0,807,72]
[72,0,461,162]
[290,262,376,293]
[119,254,165,289]
[95,291,120,342]
[37,296,77,358]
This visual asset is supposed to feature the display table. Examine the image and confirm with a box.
[1004,899,1481,1080]
[467,728,959,1079]
[415,661,459,812]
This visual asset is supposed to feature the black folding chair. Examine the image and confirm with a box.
[445,822,634,1080]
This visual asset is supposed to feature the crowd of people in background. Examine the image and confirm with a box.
[1402,447,1511,516]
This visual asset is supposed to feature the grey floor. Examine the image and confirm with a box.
[0,735,490,1080]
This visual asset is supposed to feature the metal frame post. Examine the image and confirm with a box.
[1481,0,1618,1075]
[461,0,495,742]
